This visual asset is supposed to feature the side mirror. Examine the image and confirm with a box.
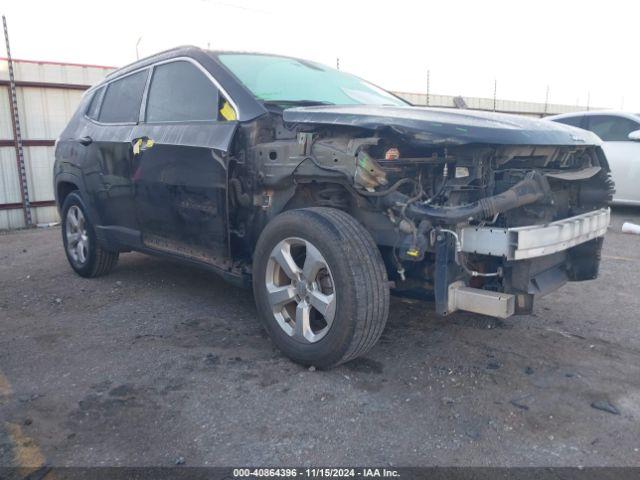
[628,129,640,141]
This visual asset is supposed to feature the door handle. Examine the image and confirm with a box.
[77,136,93,146]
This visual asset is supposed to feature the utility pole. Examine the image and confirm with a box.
[426,69,430,106]
[543,85,550,115]
[336,57,340,70]
[3,15,32,227]
[493,78,497,112]
[586,91,591,111]
[136,36,142,60]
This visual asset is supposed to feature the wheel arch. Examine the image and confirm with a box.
[246,181,353,259]
[280,182,352,213]
[56,180,78,211]
[55,172,83,212]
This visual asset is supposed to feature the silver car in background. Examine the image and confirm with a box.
[548,111,640,205]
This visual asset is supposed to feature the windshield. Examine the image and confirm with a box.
[218,53,407,107]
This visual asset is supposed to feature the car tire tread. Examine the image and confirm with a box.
[253,207,389,368]
[61,192,119,278]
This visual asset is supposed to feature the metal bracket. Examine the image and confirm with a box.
[448,281,516,319]
[434,232,457,315]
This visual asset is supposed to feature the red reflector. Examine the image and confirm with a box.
[385,148,400,160]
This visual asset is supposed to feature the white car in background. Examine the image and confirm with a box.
[547,111,640,205]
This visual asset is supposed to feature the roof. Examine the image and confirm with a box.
[105,45,206,79]
[102,45,269,122]
[104,46,306,80]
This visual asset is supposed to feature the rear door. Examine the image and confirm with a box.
[82,69,149,234]
[584,115,640,204]
[131,59,238,264]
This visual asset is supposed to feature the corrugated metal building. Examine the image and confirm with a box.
[0,57,595,230]
[0,58,114,229]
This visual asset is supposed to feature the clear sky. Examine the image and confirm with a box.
[3,0,639,110]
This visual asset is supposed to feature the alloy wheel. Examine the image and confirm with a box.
[265,237,336,343]
[66,205,89,265]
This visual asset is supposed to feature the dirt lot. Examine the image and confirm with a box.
[1,208,640,468]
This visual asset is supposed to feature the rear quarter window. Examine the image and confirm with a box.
[86,87,106,120]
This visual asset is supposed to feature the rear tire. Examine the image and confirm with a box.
[61,192,119,278]
[252,207,390,368]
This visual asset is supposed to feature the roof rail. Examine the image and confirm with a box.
[105,45,203,79]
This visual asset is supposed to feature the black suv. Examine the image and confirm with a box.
[55,46,612,367]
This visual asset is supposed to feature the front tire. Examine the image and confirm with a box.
[61,192,119,278]
[252,208,390,368]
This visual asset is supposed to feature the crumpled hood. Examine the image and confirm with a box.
[282,105,601,147]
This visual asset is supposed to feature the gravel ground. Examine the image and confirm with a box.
[1,208,639,467]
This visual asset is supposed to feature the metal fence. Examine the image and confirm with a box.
[0,58,114,229]
[394,92,592,117]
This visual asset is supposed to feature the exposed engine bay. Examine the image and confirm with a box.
[227,107,613,319]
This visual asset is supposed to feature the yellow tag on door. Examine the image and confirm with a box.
[133,138,143,155]
[219,101,237,121]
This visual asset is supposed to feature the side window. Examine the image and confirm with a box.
[145,61,229,123]
[98,70,148,123]
[86,87,106,120]
[554,116,583,128]
[585,115,640,141]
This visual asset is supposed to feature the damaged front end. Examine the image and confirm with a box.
[231,105,613,319]
[368,141,612,318]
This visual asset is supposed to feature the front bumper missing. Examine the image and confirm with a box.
[444,208,609,318]
[459,208,610,260]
